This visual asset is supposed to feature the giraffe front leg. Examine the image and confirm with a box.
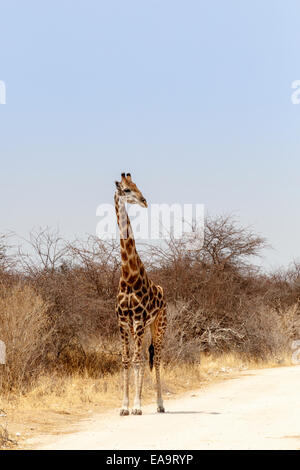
[131,326,145,415]
[119,325,130,416]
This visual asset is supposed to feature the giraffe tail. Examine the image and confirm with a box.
[149,342,154,371]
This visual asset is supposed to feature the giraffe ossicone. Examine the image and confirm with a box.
[115,172,167,416]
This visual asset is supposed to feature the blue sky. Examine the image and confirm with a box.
[0,0,300,269]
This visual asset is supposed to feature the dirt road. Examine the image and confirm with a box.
[29,366,300,450]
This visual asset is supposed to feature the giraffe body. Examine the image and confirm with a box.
[114,173,167,415]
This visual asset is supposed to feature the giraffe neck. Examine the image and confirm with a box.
[115,192,143,285]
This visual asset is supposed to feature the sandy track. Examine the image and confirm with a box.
[29,366,300,450]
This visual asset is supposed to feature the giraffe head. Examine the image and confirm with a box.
[115,173,148,208]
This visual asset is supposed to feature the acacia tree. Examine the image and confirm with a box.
[144,214,267,295]
[17,227,68,276]
[0,234,16,274]
[202,215,267,269]
[0,235,6,267]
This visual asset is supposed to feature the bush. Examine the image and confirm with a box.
[0,215,299,392]
[0,284,52,393]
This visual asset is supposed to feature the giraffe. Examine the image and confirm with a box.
[114,172,167,416]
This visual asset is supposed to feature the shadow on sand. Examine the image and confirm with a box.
[149,410,221,415]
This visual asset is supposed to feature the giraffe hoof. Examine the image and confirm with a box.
[120,409,130,416]
[131,409,142,415]
[157,406,165,413]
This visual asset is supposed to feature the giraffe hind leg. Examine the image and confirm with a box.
[150,307,167,413]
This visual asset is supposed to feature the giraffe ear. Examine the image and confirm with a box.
[126,173,132,182]
[115,181,121,189]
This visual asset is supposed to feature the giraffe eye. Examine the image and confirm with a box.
[123,189,131,193]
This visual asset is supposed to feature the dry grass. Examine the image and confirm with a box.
[0,351,293,449]
[0,284,51,394]
[0,423,17,449]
